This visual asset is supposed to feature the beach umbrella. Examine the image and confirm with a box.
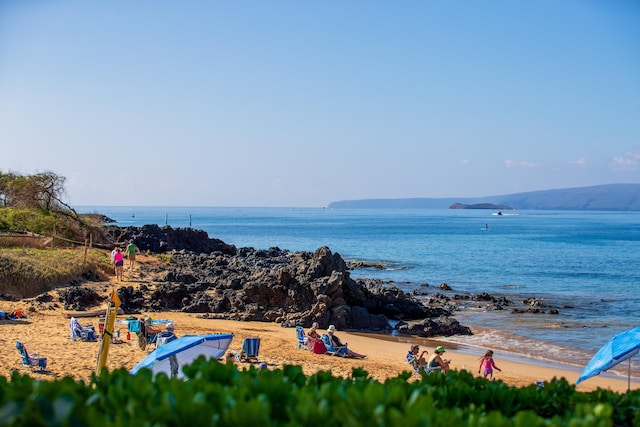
[130,333,234,379]
[576,325,640,391]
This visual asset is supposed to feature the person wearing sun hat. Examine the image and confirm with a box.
[407,344,428,371]
[326,325,367,359]
[427,345,450,372]
[156,322,177,348]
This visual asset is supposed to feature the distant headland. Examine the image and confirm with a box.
[327,184,640,211]
[449,203,514,210]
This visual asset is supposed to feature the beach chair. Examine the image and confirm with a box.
[69,317,83,341]
[16,341,47,372]
[132,319,157,350]
[321,334,347,357]
[70,317,96,341]
[155,330,177,348]
[296,326,307,349]
[235,337,261,362]
[406,353,440,376]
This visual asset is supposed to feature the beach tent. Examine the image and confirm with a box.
[576,325,640,391]
[130,333,233,379]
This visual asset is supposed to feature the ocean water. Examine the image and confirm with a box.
[80,206,640,378]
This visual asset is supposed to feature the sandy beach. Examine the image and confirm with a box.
[1,300,634,393]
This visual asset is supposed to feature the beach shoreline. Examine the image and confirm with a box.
[1,302,636,393]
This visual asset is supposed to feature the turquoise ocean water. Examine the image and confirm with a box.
[80,206,640,377]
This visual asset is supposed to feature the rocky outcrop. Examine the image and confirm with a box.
[106,224,236,255]
[395,316,472,337]
[98,225,474,335]
[128,245,428,331]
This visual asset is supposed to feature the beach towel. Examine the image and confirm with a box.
[312,339,327,354]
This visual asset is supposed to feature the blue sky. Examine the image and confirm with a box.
[1,1,638,207]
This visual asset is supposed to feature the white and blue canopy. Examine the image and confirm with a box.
[576,326,640,388]
[130,333,234,379]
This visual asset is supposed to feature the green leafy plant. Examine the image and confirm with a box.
[1,360,638,426]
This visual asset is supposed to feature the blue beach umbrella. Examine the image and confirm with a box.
[130,333,234,379]
[576,326,640,391]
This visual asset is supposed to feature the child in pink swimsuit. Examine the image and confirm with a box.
[479,350,501,380]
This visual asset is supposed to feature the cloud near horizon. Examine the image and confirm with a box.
[609,151,639,171]
[569,157,590,169]
[504,160,542,169]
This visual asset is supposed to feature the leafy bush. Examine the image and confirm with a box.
[0,360,637,426]
[0,209,58,236]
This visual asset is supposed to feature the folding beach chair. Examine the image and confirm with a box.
[235,337,261,363]
[16,341,47,372]
[406,351,440,376]
[321,334,347,357]
[69,317,83,341]
[296,326,307,350]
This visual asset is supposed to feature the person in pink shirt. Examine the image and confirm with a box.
[113,247,124,281]
[479,349,502,380]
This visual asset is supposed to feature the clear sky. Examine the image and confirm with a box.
[1,1,639,207]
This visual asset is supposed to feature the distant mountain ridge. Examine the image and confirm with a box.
[327,184,640,211]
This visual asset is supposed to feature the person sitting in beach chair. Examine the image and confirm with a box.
[406,344,429,374]
[324,325,367,359]
[304,322,322,350]
[426,346,450,373]
[136,315,161,350]
[321,333,347,357]
[16,341,47,372]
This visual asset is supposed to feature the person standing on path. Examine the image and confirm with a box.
[113,248,124,282]
[126,240,140,269]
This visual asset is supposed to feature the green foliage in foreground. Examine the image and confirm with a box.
[0,248,112,297]
[1,360,638,427]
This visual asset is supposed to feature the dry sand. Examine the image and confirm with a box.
[0,265,635,393]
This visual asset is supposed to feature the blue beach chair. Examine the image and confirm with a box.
[16,341,47,372]
[321,334,347,357]
[296,326,307,349]
[236,337,261,362]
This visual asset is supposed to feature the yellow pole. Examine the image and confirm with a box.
[96,289,121,374]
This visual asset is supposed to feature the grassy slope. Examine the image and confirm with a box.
[0,248,113,298]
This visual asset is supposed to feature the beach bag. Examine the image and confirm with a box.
[312,339,327,354]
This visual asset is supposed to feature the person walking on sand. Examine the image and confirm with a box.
[113,248,124,282]
[126,240,140,269]
[479,350,501,380]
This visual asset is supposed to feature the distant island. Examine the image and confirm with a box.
[327,184,640,211]
[449,203,514,210]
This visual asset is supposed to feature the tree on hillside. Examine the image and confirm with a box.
[0,170,115,245]
[0,170,75,214]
